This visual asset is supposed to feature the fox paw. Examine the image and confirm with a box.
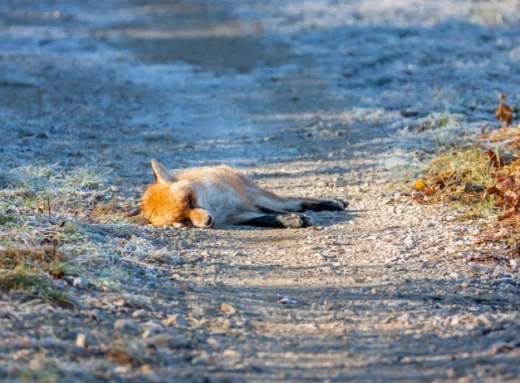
[301,199,348,212]
[277,213,312,228]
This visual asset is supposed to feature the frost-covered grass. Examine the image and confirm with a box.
[0,267,48,292]
[0,160,182,331]
[0,162,146,298]
[62,166,111,189]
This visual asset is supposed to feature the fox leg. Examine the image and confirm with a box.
[288,197,348,212]
[228,212,312,228]
[251,192,347,213]
[239,174,348,213]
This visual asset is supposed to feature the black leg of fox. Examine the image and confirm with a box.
[298,198,347,212]
[230,212,312,228]
[283,197,348,212]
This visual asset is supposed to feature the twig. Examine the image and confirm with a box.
[47,196,52,219]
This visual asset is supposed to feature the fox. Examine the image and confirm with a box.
[138,159,348,229]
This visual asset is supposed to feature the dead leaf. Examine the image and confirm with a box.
[499,177,515,188]
[504,190,518,206]
[487,149,502,168]
[495,93,514,125]
[412,192,426,201]
[468,255,502,263]
[489,343,515,355]
[413,180,426,190]
[487,186,501,195]
[107,349,136,365]
[498,210,516,221]
[444,195,460,202]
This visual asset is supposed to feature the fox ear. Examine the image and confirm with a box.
[150,159,176,184]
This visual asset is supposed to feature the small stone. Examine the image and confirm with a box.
[114,319,140,331]
[141,322,163,339]
[146,334,190,349]
[73,277,89,289]
[163,314,188,328]
[141,365,153,375]
[470,265,486,274]
[179,281,195,292]
[142,329,153,339]
[279,296,297,305]
[447,368,456,378]
[324,304,335,312]
[450,316,460,326]
[222,349,240,358]
[221,303,236,315]
[76,334,86,348]
[192,350,210,365]
[36,132,49,139]
[132,309,147,318]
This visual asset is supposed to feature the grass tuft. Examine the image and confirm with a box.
[0,214,17,225]
[20,288,80,309]
[20,163,59,179]
[0,247,70,269]
[0,268,48,292]
[63,166,110,189]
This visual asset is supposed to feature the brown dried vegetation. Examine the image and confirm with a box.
[412,95,520,254]
[495,93,515,126]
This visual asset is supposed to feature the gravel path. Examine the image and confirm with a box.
[1,0,520,382]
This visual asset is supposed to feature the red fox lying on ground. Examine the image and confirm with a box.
[140,160,348,229]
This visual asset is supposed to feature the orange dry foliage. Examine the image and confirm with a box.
[495,93,515,126]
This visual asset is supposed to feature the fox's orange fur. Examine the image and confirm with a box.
[141,183,195,226]
[140,160,347,229]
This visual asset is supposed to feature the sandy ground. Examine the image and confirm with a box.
[1,0,520,382]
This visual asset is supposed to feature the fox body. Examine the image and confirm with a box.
[140,160,348,229]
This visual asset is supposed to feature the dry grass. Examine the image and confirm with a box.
[0,267,49,292]
[0,266,79,309]
[411,117,520,253]
[20,288,80,309]
[413,147,497,205]
[0,247,84,280]
[0,247,70,269]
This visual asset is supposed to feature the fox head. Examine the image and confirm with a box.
[141,160,214,228]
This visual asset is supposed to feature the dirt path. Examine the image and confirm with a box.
[1,1,520,382]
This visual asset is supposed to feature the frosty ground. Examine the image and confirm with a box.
[1,0,520,382]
